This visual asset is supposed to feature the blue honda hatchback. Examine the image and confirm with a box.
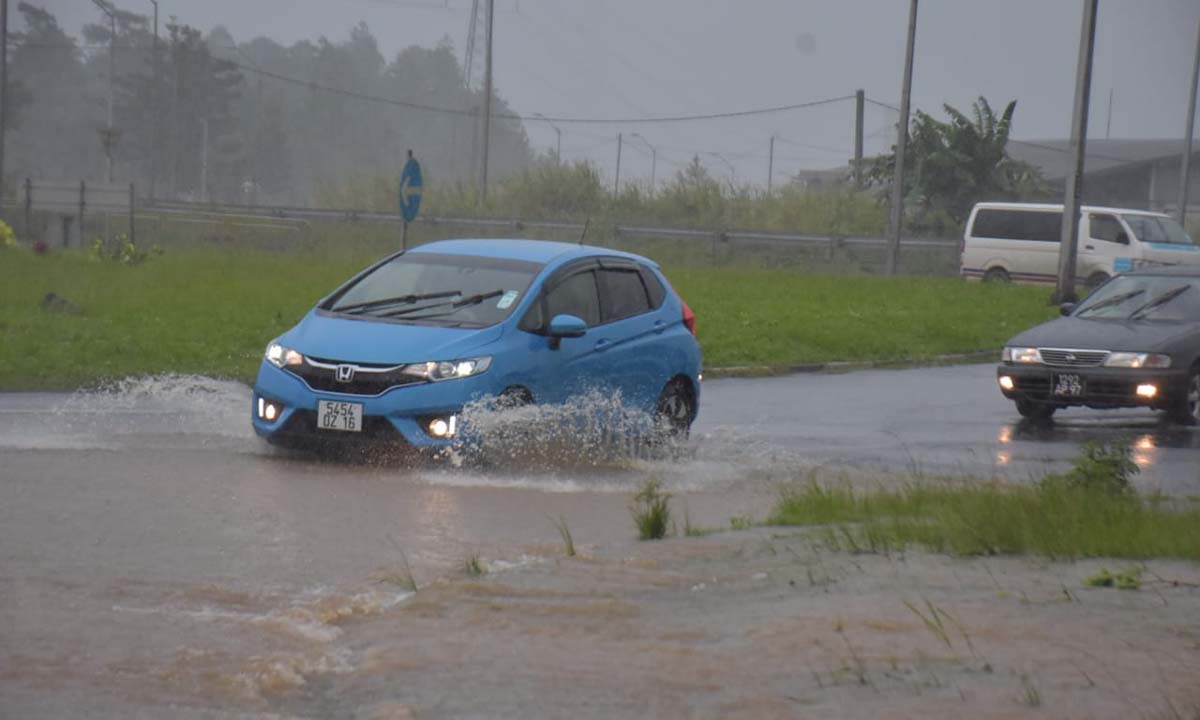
[251,239,702,450]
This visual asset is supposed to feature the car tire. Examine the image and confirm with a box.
[654,377,696,439]
[983,267,1011,283]
[1084,272,1110,292]
[1015,398,1055,421]
[494,386,533,410]
[1167,364,1200,426]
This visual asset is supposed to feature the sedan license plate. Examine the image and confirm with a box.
[317,400,363,432]
[1053,373,1085,398]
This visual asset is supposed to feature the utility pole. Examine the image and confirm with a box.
[200,118,208,202]
[1054,0,1099,305]
[1105,88,1113,140]
[614,132,622,194]
[478,0,494,209]
[149,0,159,202]
[854,88,865,190]
[767,135,775,193]
[1177,16,1200,226]
[91,0,117,183]
[0,0,8,209]
[885,0,918,276]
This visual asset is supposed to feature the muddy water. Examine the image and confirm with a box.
[3,369,1199,717]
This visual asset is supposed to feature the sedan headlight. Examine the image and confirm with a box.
[1002,346,1042,364]
[404,356,492,382]
[265,342,304,368]
[1104,352,1172,369]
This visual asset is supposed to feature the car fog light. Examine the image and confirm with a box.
[1136,384,1158,399]
[258,397,283,422]
[427,415,458,438]
[998,375,1015,391]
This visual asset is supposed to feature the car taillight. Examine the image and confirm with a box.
[682,301,696,336]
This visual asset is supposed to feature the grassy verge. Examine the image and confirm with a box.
[1,246,1055,390]
[768,444,1200,560]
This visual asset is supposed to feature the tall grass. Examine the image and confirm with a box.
[769,480,1200,560]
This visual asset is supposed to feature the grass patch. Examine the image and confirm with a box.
[631,477,671,541]
[0,245,1056,390]
[549,515,576,557]
[768,476,1200,560]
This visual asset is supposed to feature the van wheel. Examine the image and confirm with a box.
[1166,364,1200,426]
[983,267,1011,283]
[1015,398,1055,421]
[1084,272,1110,291]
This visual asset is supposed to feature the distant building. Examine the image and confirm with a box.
[1007,139,1200,216]
[790,167,849,191]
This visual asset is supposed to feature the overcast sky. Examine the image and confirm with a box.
[23,0,1200,187]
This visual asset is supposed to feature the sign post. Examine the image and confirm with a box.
[399,150,423,250]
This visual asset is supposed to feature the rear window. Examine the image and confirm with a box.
[971,209,1062,243]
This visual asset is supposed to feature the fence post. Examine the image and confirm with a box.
[78,180,86,249]
[129,182,136,248]
[23,177,31,240]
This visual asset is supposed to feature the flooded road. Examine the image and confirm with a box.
[2,365,1199,717]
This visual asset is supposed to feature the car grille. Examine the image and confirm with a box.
[285,357,426,396]
[1038,348,1110,367]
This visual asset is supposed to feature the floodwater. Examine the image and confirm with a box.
[2,365,1199,717]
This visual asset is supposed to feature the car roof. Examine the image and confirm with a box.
[971,201,1171,218]
[408,238,657,268]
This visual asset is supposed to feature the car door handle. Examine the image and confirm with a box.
[594,339,611,350]
[1085,244,1095,250]
[653,320,667,333]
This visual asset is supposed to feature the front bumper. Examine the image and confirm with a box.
[251,360,495,448]
[996,363,1188,410]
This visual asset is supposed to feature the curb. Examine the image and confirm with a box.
[705,350,1000,379]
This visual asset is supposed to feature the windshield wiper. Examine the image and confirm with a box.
[1076,289,1144,316]
[382,289,506,318]
[1127,285,1193,320]
[333,290,461,314]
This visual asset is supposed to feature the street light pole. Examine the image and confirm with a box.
[0,0,9,208]
[885,0,918,276]
[614,132,623,194]
[478,0,494,209]
[767,135,775,193]
[91,0,117,183]
[1177,16,1200,226]
[149,0,159,202]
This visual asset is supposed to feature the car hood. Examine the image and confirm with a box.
[1008,316,1200,352]
[281,311,505,364]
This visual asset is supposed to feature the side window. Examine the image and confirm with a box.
[545,271,600,327]
[972,209,1062,242]
[1090,214,1126,243]
[599,269,651,322]
[639,266,667,309]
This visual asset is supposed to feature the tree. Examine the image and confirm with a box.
[867,97,1050,234]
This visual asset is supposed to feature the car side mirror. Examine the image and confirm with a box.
[1060,302,1077,317]
[1115,231,1129,245]
[547,314,587,349]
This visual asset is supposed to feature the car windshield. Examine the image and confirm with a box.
[325,252,542,327]
[1121,214,1197,246]
[1073,275,1200,321]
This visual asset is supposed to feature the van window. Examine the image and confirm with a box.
[1089,214,1126,243]
[1122,214,1197,246]
[971,209,1062,243]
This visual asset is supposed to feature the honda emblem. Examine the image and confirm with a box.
[336,364,355,383]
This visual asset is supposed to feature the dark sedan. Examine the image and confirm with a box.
[997,267,1200,424]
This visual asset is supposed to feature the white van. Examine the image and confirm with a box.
[960,202,1200,288]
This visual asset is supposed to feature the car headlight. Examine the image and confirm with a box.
[265,342,304,368]
[404,356,492,382]
[1104,352,1172,369]
[1002,346,1042,364]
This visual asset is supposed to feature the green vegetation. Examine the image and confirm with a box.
[0,245,1056,390]
[463,554,485,577]
[631,478,671,541]
[549,515,576,558]
[767,444,1200,560]
[1085,567,1143,590]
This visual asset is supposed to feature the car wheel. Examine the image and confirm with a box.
[655,378,696,438]
[1015,398,1055,421]
[1167,365,1200,426]
[983,267,1010,283]
[1084,272,1110,292]
[494,386,533,410]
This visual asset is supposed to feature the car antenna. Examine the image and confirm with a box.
[579,218,590,246]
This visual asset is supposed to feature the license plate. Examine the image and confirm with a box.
[317,400,363,432]
[1053,373,1085,398]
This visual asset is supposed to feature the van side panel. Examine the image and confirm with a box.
[962,207,1062,284]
